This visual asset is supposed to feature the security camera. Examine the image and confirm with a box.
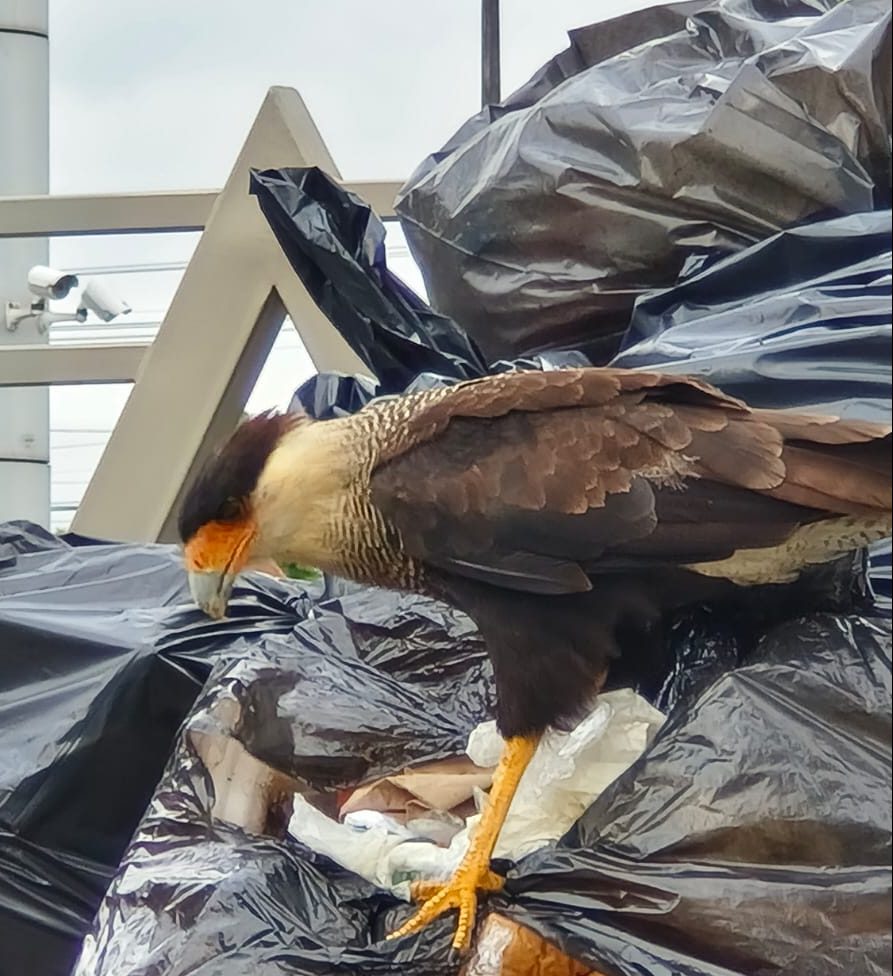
[27,265,79,300]
[78,278,132,322]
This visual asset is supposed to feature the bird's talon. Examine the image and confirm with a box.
[388,865,504,952]
[409,870,502,904]
[409,878,446,903]
[386,736,536,952]
[479,869,505,893]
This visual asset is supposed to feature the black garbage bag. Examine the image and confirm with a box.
[506,613,892,976]
[0,522,500,976]
[71,561,890,976]
[73,585,499,976]
[614,210,893,421]
[251,166,595,408]
[396,0,891,362]
[250,166,488,395]
[251,164,890,425]
[0,523,318,976]
[217,589,494,791]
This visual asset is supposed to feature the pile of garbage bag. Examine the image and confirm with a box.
[0,524,312,976]
[2,0,890,973]
[49,540,889,976]
[395,0,891,364]
[3,517,889,975]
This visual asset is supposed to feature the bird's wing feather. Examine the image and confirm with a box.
[368,369,891,594]
[373,367,748,464]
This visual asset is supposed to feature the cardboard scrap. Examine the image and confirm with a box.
[339,755,494,824]
[462,915,603,976]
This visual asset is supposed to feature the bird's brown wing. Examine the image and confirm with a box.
[373,367,747,464]
[369,369,891,594]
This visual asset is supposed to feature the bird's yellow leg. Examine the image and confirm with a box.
[386,733,540,952]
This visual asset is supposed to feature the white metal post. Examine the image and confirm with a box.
[0,1,50,525]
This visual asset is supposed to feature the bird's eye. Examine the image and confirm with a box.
[218,496,243,521]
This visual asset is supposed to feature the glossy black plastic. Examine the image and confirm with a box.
[396,0,891,362]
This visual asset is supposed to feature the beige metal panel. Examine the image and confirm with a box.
[0,191,219,238]
[71,87,371,545]
[153,290,292,543]
[345,181,400,217]
[0,342,148,386]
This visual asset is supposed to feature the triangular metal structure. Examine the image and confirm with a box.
[72,87,376,543]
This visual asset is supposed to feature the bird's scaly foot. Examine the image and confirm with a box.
[385,734,540,953]
[388,864,505,952]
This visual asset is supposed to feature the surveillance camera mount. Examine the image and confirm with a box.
[37,309,89,332]
[4,299,46,333]
[5,299,88,334]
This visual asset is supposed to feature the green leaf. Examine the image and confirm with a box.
[283,563,322,581]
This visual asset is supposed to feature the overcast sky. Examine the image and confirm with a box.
[50,0,646,190]
[45,0,649,526]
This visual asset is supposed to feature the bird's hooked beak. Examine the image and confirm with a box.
[187,567,237,620]
[183,518,257,619]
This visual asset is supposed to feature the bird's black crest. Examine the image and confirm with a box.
[178,410,298,542]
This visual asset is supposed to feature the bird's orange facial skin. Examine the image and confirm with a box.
[183,517,257,576]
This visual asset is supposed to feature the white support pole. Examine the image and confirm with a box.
[0,1,50,526]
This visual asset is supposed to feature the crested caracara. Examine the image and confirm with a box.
[179,367,892,952]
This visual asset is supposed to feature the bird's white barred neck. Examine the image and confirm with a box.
[249,415,421,587]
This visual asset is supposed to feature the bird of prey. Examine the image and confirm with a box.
[179,367,892,952]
